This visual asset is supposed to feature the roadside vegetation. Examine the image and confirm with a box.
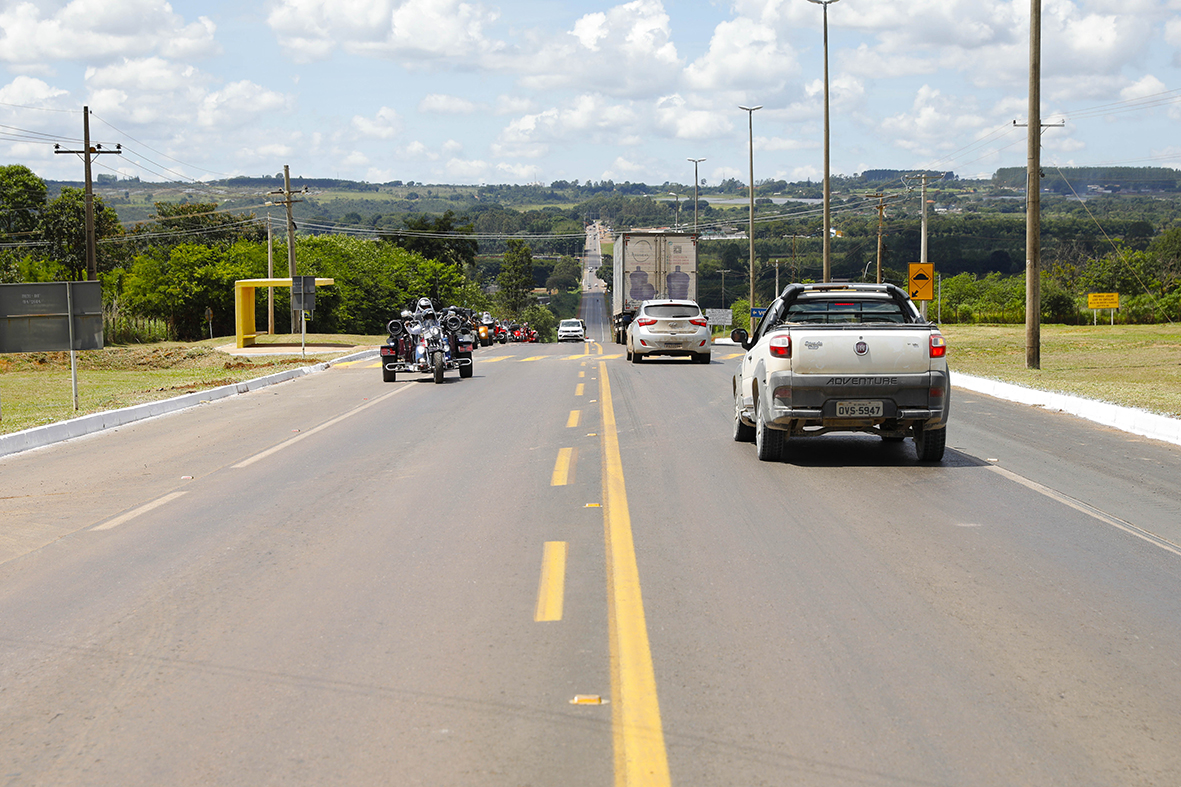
[0,336,378,436]
[942,323,1181,418]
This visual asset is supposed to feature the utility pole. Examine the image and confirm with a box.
[1026,0,1042,369]
[267,165,307,333]
[54,106,121,281]
[808,0,841,282]
[266,218,275,336]
[740,104,762,309]
[688,158,705,235]
[866,193,888,284]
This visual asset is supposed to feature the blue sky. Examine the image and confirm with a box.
[4,0,1181,187]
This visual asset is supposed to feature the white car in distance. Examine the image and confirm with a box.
[557,319,586,342]
[626,300,711,364]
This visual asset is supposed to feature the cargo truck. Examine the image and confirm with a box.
[611,231,697,343]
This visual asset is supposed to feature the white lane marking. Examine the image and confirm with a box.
[233,385,411,469]
[91,491,189,531]
[986,465,1181,558]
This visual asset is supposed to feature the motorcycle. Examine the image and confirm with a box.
[478,312,496,347]
[494,323,508,344]
[509,324,524,342]
[380,298,474,383]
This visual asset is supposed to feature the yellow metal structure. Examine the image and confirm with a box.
[233,278,334,348]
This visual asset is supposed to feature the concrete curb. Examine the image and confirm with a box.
[0,348,379,459]
[953,373,1181,448]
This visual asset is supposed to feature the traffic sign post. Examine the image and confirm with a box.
[908,263,934,301]
[1088,292,1119,325]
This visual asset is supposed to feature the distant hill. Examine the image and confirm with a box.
[993,166,1181,194]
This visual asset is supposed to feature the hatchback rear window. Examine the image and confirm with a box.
[786,299,908,324]
[643,305,701,318]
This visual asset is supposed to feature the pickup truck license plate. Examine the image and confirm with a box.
[836,401,883,417]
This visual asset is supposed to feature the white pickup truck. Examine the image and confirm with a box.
[730,283,950,462]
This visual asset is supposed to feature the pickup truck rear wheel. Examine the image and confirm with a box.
[733,390,755,442]
[914,424,946,462]
[755,408,785,461]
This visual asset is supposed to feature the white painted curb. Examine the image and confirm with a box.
[0,349,379,459]
[954,373,1181,448]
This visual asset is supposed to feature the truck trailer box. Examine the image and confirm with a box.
[611,232,697,317]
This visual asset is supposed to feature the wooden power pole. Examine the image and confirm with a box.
[1026,0,1042,369]
[54,106,121,281]
[267,165,307,333]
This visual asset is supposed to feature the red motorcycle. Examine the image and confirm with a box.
[510,324,524,342]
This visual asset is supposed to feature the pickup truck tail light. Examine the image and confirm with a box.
[769,335,791,358]
[636,318,657,327]
[929,333,947,358]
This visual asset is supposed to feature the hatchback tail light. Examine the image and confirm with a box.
[769,335,791,358]
[929,333,947,358]
[637,318,657,327]
[689,317,708,327]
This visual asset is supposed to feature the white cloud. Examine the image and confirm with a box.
[353,107,402,139]
[445,157,489,179]
[684,17,797,93]
[495,95,534,115]
[496,162,540,181]
[0,0,218,66]
[197,81,291,129]
[0,75,69,106]
[879,85,988,156]
[514,0,681,97]
[419,94,481,114]
[267,0,502,63]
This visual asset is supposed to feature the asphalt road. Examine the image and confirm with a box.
[1,293,1179,786]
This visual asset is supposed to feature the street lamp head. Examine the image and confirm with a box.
[739,105,763,112]
[807,0,840,5]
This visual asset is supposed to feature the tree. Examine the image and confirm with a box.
[546,254,582,293]
[39,187,123,280]
[130,202,265,249]
[0,164,47,238]
[382,210,478,269]
[497,239,535,316]
[123,241,265,340]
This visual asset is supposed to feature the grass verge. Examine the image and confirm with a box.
[0,334,380,436]
[941,323,1181,418]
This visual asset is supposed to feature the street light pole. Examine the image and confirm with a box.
[687,157,705,235]
[740,104,762,309]
[669,192,681,228]
[807,0,840,282]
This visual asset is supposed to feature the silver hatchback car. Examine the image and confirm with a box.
[625,300,711,364]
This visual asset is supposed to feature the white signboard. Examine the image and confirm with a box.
[706,308,732,327]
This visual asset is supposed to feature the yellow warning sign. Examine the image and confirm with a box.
[1088,292,1119,309]
[908,263,934,301]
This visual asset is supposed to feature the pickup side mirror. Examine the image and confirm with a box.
[730,328,751,349]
